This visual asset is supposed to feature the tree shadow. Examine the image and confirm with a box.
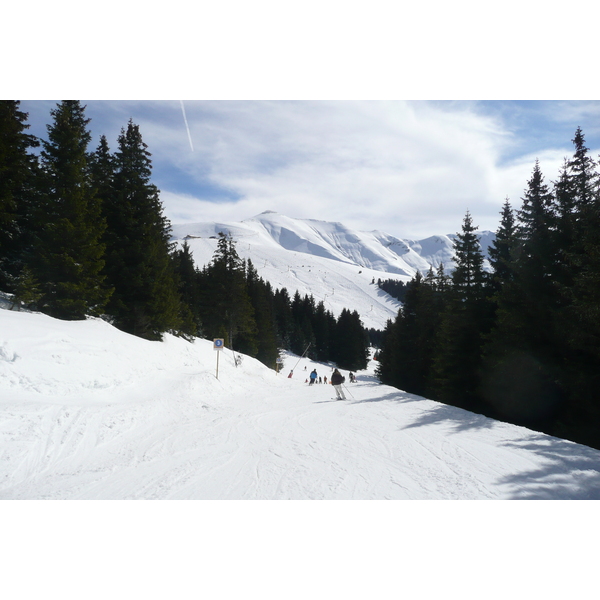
[374,287,404,303]
[400,402,498,434]
[353,387,498,434]
[496,434,600,499]
[352,389,424,405]
[352,387,600,499]
[395,404,600,498]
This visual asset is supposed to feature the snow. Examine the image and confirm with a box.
[2,296,597,597]
[3,306,600,501]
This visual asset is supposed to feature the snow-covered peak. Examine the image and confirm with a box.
[170,214,495,329]
[172,212,494,274]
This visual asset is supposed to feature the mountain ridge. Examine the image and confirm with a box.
[171,211,495,330]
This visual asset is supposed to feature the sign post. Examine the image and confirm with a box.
[213,338,224,379]
[276,357,283,374]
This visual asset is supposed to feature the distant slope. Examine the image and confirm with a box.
[171,211,495,330]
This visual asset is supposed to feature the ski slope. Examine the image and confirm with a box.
[2,305,600,501]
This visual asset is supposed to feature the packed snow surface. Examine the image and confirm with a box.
[2,305,600,500]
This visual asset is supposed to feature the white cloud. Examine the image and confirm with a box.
[22,99,598,239]
[157,101,525,237]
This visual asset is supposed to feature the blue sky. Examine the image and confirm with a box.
[18,100,600,239]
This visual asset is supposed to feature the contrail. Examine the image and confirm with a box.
[180,100,194,152]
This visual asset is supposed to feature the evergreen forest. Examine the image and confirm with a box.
[376,278,407,303]
[377,129,600,450]
[0,101,370,372]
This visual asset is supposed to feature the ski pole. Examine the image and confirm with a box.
[342,382,354,399]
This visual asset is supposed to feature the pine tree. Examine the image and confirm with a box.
[550,130,600,438]
[199,232,257,351]
[563,234,600,392]
[89,135,115,213]
[518,160,557,269]
[10,265,42,309]
[273,287,293,349]
[333,308,369,371]
[171,240,203,337]
[290,291,315,356]
[431,211,493,410]
[245,259,278,367]
[552,159,578,291]
[488,198,517,293]
[480,163,563,425]
[103,119,181,339]
[450,210,488,302]
[375,317,400,386]
[434,262,450,293]
[377,272,437,394]
[568,127,598,216]
[513,159,559,323]
[313,300,336,362]
[0,101,40,291]
[552,129,598,295]
[34,101,111,319]
[566,193,600,436]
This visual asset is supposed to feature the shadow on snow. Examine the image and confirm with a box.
[495,434,600,500]
[350,384,600,500]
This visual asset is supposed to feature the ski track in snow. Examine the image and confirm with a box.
[2,308,600,499]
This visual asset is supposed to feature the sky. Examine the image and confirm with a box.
[17,99,600,239]
[8,3,600,240]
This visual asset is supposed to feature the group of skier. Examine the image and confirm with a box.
[305,367,355,400]
[308,369,325,385]
[287,365,356,400]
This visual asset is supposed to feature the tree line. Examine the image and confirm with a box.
[376,277,407,303]
[0,101,370,371]
[377,127,600,450]
[173,231,369,371]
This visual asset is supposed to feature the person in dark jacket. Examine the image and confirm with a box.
[331,369,346,400]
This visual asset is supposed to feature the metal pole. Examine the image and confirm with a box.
[292,342,312,372]
[216,348,220,380]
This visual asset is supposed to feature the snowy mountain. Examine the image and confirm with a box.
[171,211,495,330]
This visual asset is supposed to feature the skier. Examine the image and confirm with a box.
[309,369,318,385]
[349,372,356,383]
[331,369,346,400]
[288,370,293,379]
